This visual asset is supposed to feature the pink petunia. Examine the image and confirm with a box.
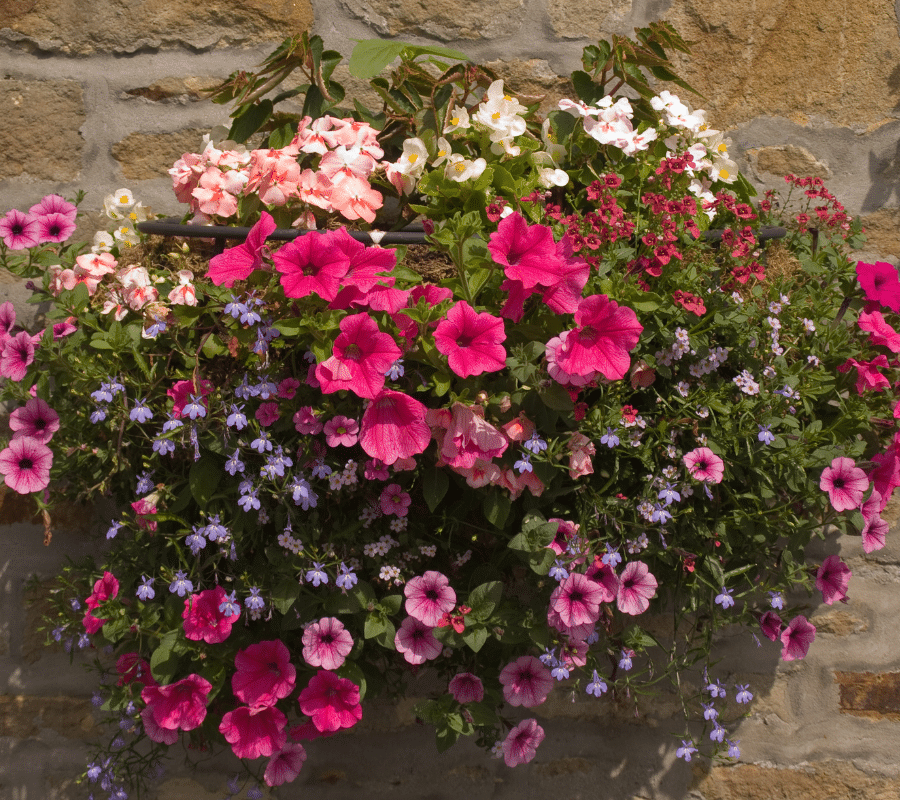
[856,260,900,311]
[404,571,456,627]
[488,212,560,284]
[140,706,179,744]
[448,673,484,704]
[816,555,851,605]
[293,406,323,435]
[819,456,868,512]
[759,611,783,642]
[359,389,430,465]
[219,704,288,759]
[502,718,545,767]
[30,194,77,222]
[324,415,359,448]
[273,229,352,301]
[780,615,816,661]
[858,309,900,353]
[683,447,725,484]
[207,211,277,287]
[0,331,36,382]
[838,356,891,394]
[433,301,507,378]
[9,398,59,444]
[35,212,76,244]
[301,617,354,671]
[549,572,604,628]
[380,483,411,517]
[316,312,401,399]
[438,402,508,470]
[861,495,889,552]
[116,653,156,688]
[0,435,52,494]
[265,742,307,787]
[498,656,553,708]
[166,378,213,419]
[394,616,442,664]
[182,586,240,644]
[298,670,362,733]
[141,673,212,731]
[0,209,40,250]
[616,561,658,616]
[233,640,297,707]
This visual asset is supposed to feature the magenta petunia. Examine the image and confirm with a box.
[616,561,658,616]
[330,228,397,292]
[819,456,868,512]
[498,655,553,708]
[856,260,900,312]
[0,435,52,494]
[816,555,851,605]
[298,670,362,733]
[35,212,76,244]
[394,616,443,664]
[9,397,59,444]
[264,742,307,787]
[448,673,484,704]
[0,209,40,250]
[219,704,288,759]
[549,572,604,628]
[488,212,560,282]
[359,389,430,465]
[759,610,783,642]
[433,301,507,378]
[141,673,212,731]
[683,447,725,484]
[29,194,77,222]
[273,228,352,301]
[301,617,354,671]
[780,615,816,661]
[182,586,240,644]
[0,331,36,382]
[140,706,179,744]
[502,718,545,767]
[233,639,296,707]
[858,310,900,353]
[316,312,401,399]
[207,211,277,287]
[404,571,456,627]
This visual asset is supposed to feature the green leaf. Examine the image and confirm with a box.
[467,581,502,620]
[540,382,574,411]
[364,615,387,639]
[483,492,511,529]
[435,725,460,753]
[349,40,470,80]
[423,467,449,512]
[149,630,181,683]
[380,594,403,615]
[461,624,489,653]
[272,578,300,614]
[189,457,222,506]
[229,99,274,143]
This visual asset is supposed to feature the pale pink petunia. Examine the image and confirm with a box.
[29,194,77,222]
[9,398,59,444]
[683,447,725,484]
[182,586,240,644]
[816,555,851,605]
[404,571,456,627]
[359,389,430,465]
[140,673,212,731]
[502,718,545,767]
[862,511,889,553]
[433,301,507,378]
[316,312,401,399]
[448,673,484,704]
[265,742,307,787]
[616,561,658,615]
[219,704,288,759]
[208,211,277,287]
[819,456,868,512]
[780,615,816,661]
[324,415,359,448]
[233,640,296,707]
[499,656,553,708]
[302,617,354,671]
[439,402,508,470]
[0,435,52,494]
[759,611,783,641]
[0,331,36,382]
[297,670,362,733]
[394,616,443,664]
[549,572,604,628]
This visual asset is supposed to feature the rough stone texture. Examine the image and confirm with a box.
[663,0,900,130]
[483,58,572,116]
[0,695,97,739]
[750,145,831,178]
[694,760,900,800]
[0,78,85,180]
[0,0,315,55]
[547,0,634,41]
[859,209,900,263]
[111,129,208,181]
[834,671,900,721]
[339,0,526,40]
[123,76,224,104]
[810,608,869,637]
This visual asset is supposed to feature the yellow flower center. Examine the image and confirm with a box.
[408,153,418,163]
[492,111,501,121]
[454,163,466,173]
[119,195,129,203]
[450,116,460,126]
[719,168,730,179]
[717,143,728,153]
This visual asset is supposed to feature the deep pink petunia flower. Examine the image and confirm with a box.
[316,312,401,399]
[759,611,783,642]
[819,456,868,512]
[273,229,352,301]
[141,673,212,731]
[35,212,77,244]
[0,209,40,250]
[868,448,900,513]
[330,228,397,292]
[9,397,59,444]
[404,571,456,627]
[140,706,179,744]
[498,656,553,708]
[683,447,725,484]
[616,561,658,616]
[434,301,507,378]
[207,211,277,287]
[220,704,288,759]
[265,742,307,787]
[488,212,560,282]
[394,616,442,664]
[856,260,900,311]
[232,639,296,707]
[0,331,36,382]
[862,501,889,552]
[301,617,354,671]
[116,653,156,688]
[549,572,604,628]
[182,586,240,644]
[29,194,77,222]
[780,615,816,661]
[359,389,430,465]
[502,718,545,767]
[816,555,851,605]
[858,310,900,353]
[166,379,213,419]
[448,672,484,704]
[0,435,52,494]
[298,670,362,733]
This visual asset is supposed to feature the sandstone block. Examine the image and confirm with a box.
[809,608,868,637]
[858,209,900,264]
[834,670,900,721]
[0,78,84,181]
[124,77,224,104]
[339,0,525,40]
[0,695,97,739]
[751,145,830,179]
[0,0,314,55]
[547,0,632,41]
[111,129,208,182]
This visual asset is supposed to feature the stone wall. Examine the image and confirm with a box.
[3,1,900,798]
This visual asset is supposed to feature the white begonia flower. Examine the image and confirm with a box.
[112,220,140,247]
[127,201,152,224]
[444,105,471,134]
[445,154,487,182]
[688,178,717,220]
[558,98,600,117]
[541,118,567,165]
[532,151,569,187]
[473,80,527,147]
[620,127,658,156]
[432,137,453,167]
[707,153,738,184]
[500,205,514,218]
[92,231,115,254]
[104,189,134,220]
[386,137,428,194]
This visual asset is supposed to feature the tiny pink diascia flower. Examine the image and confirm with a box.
[819,457,869,512]
[404,571,456,627]
[220,704,288,759]
[380,483,411,517]
[256,401,280,427]
[265,742,307,787]
[298,670,362,733]
[395,616,442,664]
[0,435,52,494]
[499,656,553,708]
[434,301,507,378]
[780,615,816,661]
[141,673,212,731]
[502,718,545,767]
[816,555,851,605]
[550,572,605,628]
[233,639,296,707]
[302,617,354,671]
[448,673,484,704]
[182,586,240,644]
[316,312,401,399]
[616,561,658,616]
[9,397,59,444]
[324,415,359,447]
[683,447,725,483]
